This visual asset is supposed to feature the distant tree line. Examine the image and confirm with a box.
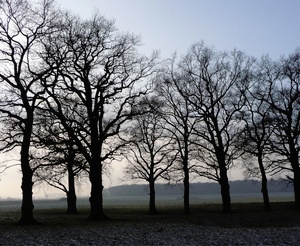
[0,0,299,224]
[106,180,293,197]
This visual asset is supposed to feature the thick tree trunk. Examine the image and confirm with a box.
[67,163,77,214]
[257,154,271,212]
[215,130,231,213]
[219,166,231,213]
[220,180,231,213]
[293,174,300,211]
[18,117,37,225]
[261,178,271,212]
[88,162,108,220]
[18,167,36,225]
[148,180,157,215]
[66,192,77,214]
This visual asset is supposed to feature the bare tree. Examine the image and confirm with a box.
[258,51,300,210]
[125,100,178,215]
[155,59,198,214]
[177,42,254,213]
[0,0,58,224]
[238,75,275,211]
[32,108,88,214]
[41,13,158,220]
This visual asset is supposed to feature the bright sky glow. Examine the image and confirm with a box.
[1,0,299,199]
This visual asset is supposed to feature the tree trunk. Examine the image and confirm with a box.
[261,177,272,212]
[289,143,300,211]
[88,162,108,220]
[219,165,231,213]
[183,168,190,215]
[18,167,36,225]
[183,140,190,215]
[257,154,271,212]
[215,130,231,213]
[291,156,300,211]
[67,162,77,214]
[66,191,77,214]
[293,172,300,211]
[18,116,37,225]
[261,178,271,212]
[148,180,157,215]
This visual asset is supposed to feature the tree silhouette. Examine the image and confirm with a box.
[258,51,300,210]
[0,0,58,224]
[32,109,88,214]
[156,60,198,214]
[40,12,158,220]
[238,74,275,211]
[125,98,178,215]
[177,42,254,213]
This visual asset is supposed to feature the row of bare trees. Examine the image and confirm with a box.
[0,0,299,224]
[125,44,300,215]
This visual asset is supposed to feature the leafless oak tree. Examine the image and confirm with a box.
[0,0,58,224]
[125,98,178,215]
[156,59,199,214]
[177,42,254,213]
[41,13,158,220]
[258,51,300,210]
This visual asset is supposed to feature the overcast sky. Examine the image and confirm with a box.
[1,0,299,199]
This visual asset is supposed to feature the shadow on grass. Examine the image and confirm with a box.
[1,202,300,229]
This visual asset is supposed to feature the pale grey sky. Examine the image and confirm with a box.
[57,0,300,59]
[1,0,299,199]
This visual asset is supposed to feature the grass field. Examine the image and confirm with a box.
[1,196,300,229]
[1,197,300,245]
[0,193,299,246]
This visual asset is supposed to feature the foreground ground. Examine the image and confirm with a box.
[0,202,300,245]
